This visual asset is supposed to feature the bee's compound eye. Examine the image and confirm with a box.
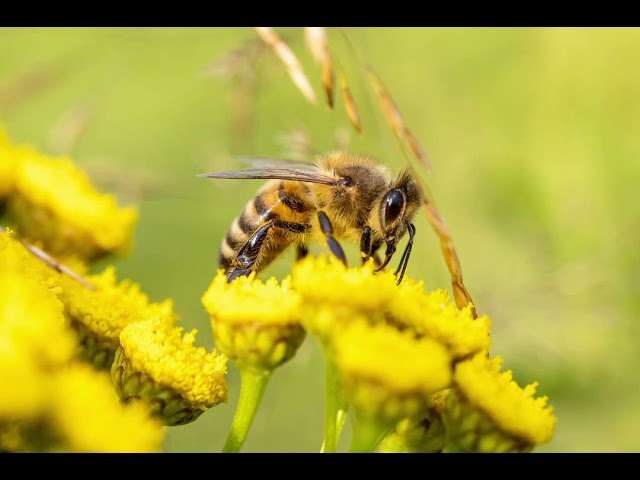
[381,189,405,227]
[337,176,353,188]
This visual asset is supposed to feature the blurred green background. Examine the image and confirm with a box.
[1,27,638,453]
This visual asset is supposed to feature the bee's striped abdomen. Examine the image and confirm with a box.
[218,195,266,271]
[217,180,315,274]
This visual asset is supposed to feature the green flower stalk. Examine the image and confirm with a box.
[291,256,398,452]
[201,271,306,452]
[112,317,229,426]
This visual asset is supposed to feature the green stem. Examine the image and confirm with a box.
[348,414,395,453]
[320,352,348,453]
[222,367,272,453]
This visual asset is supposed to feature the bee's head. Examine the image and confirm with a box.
[376,170,421,271]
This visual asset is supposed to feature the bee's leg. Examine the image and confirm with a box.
[394,223,416,285]
[318,211,347,266]
[359,226,373,264]
[296,243,309,260]
[228,221,273,283]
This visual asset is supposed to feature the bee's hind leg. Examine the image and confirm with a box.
[317,211,347,266]
[227,221,273,283]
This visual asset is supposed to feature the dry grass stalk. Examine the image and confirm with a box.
[421,199,477,318]
[0,66,57,114]
[0,225,95,290]
[339,69,361,133]
[304,27,335,109]
[49,101,95,155]
[367,66,432,174]
[254,27,317,104]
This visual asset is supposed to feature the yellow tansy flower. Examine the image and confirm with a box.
[8,141,137,261]
[292,255,399,312]
[334,320,452,422]
[386,281,491,360]
[51,363,165,452]
[290,255,398,342]
[0,342,49,422]
[0,127,17,197]
[443,354,557,452]
[0,233,76,372]
[58,266,177,370]
[202,271,306,370]
[0,228,61,289]
[113,317,229,426]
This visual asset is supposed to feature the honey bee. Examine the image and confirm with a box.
[199,151,422,284]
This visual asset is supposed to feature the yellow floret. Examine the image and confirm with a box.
[335,321,452,396]
[59,266,176,344]
[0,127,17,197]
[9,144,137,260]
[202,270,302,325]
[50,363,165,452]
[386,282,491,359]
[454,354,557,446]
[291,255,399,312]
[202,271,306,370]
[334,321,452,422]
[0,232,77,373]
[119,317,228,406]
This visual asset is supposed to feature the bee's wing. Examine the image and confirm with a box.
[236,156,320,171]
[198,158,337,185]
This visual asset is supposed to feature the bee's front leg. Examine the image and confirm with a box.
[359,226,372,264]
[360,227,384,268]
[228,221,273,283]
[317,211,347,266]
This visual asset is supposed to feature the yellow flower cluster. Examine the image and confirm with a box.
[59,266,177,369]
[1,127,230,448]
[0,127,16,197]
[335,320,451,421]
[200,254,556,452]
[115,317,229,424]
[202,271,306,370]
[444,354,557,452]
[0,231,164,452]
[0,127,137,261]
